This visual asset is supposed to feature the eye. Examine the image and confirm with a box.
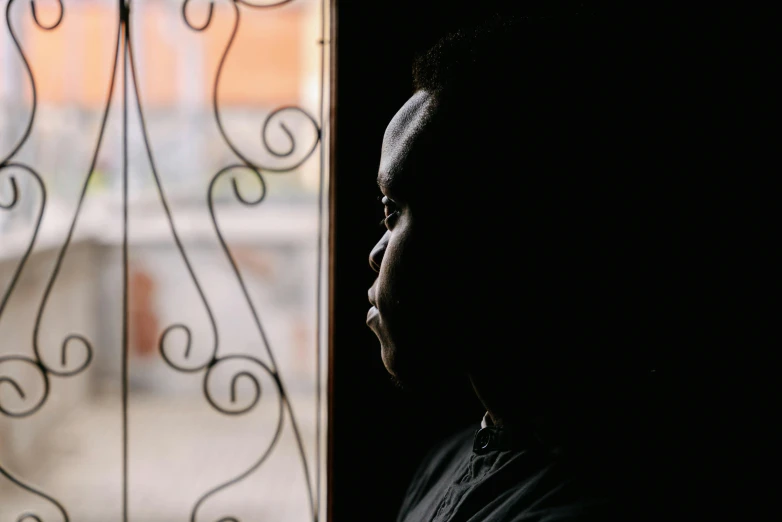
[378,195,400,230]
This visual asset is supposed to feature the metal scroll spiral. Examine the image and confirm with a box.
[1,0,105,518]
[153,1,321,521]
[2,0,319,519]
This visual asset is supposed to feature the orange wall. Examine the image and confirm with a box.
[0,3,304,108]
[204,5,303,107]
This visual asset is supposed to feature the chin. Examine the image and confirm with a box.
[381,347,438,393]
[380,342,418,388]
[380,343,399,378]
[376,328,466,393]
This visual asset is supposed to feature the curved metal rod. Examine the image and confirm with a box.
[29,0,64,30]
[230,370,260,405]
[1,0,39,165]
[129,10,311,515]
[0,463,68,522]
[0,174,19,208]
[211,1,321,173]
[262,120,294,157]
[0,376,25,399]
[0,0,83,518]
[230,168,266,205]
[211,164,267,206]
[208,168,317,520]
[261,106,320,161]
[29,0,123,376]
[0,358,52,519]
[0,165,45,319]
[159,323,212,373]
[126,25,220,376]
[203,354,275,416]
[0,356,49,417]
[47,334,93,377]
[236,0,295,9]
[192,355,285,522]
[182,0,214,31]
[281,385,317,521]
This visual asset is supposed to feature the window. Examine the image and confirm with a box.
[0,0,328,519]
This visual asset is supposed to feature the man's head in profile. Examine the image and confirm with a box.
[360,9,746,522]
[366,14,689,441]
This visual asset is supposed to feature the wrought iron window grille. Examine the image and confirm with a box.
[0,0,328,520]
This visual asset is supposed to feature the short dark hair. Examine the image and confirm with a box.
[412,13,613,100]
[409,13,642,176]
[406,13,696,388]
[406,13,659,228]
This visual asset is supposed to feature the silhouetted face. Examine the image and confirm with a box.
[366,91,460,387]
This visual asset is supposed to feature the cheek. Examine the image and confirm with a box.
[376,246,403,311]
[376,229,418,306]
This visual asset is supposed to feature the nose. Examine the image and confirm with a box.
[369,232,389,273]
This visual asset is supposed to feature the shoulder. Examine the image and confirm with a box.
[397,426,475,518]
[424,425,476,465]
[502,501,620,522]
[410,425,475,489]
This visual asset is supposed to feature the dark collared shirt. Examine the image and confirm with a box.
[397,415,619,522]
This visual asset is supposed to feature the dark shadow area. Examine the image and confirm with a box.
[331,1,765,520]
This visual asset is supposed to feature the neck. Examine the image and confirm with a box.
[469,367,659,458]
[469,372,528,429]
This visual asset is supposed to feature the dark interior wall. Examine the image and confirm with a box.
[329,1,599,520]
[329,2,767,520]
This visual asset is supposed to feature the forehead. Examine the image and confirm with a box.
[378,91,436,195]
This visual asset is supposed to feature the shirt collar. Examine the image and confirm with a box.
[474,411,552,455]
[474,411,516,454]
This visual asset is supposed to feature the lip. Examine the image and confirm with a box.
[366,306,379,324]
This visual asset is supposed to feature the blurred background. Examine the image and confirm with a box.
[0,0,327,520]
